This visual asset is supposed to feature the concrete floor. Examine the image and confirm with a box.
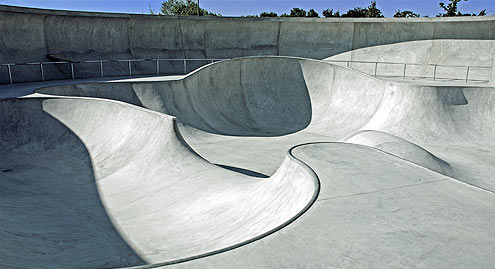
[1,57,495,268]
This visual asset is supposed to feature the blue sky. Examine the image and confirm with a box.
[1,0,493,17]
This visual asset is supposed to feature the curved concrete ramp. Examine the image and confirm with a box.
[37,57,495,181]
[37,57,386,137]
[176,143,495,268]
[37,57,495,190]
[344,130,454,176]
[29,56,495,267]
[0,97,317,268]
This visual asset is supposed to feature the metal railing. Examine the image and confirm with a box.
[324,59,493,83]
[0,58,224,84]
[1,58,493,85]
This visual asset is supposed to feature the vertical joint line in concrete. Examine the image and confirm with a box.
[276,21,282,56]
[128,60,132,77]
[40,63,44,82]
[7,64,13,84]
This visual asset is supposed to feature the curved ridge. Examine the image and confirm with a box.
[0,97,320,268]
[344,130,454,177]
[5,55,495,267]
[138,142,321,268]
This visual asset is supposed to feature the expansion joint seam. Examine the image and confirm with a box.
[317,179,448,202]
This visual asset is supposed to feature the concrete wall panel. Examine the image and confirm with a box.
[2,5,495,84]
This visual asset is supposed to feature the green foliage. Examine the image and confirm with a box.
[193,0,488,19]
[439,0,465,16]
[342,7,367,17]
[336,1,384,18]
[260,11,278,17]
[438,0,486,16]
[148,3,158,15]
[307,9,319,18]
[322,9,340,18]
[290,8,307,17]
[394,10,420,17]
[366,1,384,17]
[160,0,219,16]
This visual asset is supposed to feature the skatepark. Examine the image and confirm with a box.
[1,4,495,268]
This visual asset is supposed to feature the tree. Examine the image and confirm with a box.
[366,1,384,17]
[439,0,464,16]
[160,0,219,16]
[342,7,367,17]
[148,3,158,15]
[290,8,307,17]
[260,12,278,17]
[307,9,319,17]
[394,10,420,17]
[322,9,341,18]
[341,1,383,18]
[438,0,486,16]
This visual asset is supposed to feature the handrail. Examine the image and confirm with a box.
[324,59,492,69]
[1,58,226,84]
[324,59,493,83]
[1,58,493,85]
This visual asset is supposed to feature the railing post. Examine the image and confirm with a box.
[403,63,407,79]
[465,66,470,83]
[156,59,160,76]
[40,63,44,82]
[7,64,13,84]
[374,62,378,77]
[183,59,187,74]
[433,64,437,81]
[211,59,214,64]
[128,60,132,77]
[347,61,350,68]
[100,61,104,78]
[70,63,75,79]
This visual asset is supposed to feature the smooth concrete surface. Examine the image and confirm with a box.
[0,97,317,268]
[37,57,495,189]
[2,4,495,84]
[2,54,495,268]
[326,40,495,82]
[172,143,495,268]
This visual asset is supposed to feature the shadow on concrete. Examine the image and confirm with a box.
[0,99,145,268]
[216,164,269,178]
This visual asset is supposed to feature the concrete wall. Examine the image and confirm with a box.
[1,5,495,83]
[327,40,495,82]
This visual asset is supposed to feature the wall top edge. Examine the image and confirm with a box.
[1,4,495,23]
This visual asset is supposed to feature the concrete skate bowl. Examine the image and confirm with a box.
[38,57,315,136]
[38,56,495,190]
[0,97,318,268]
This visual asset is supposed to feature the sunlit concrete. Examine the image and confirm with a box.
[2,56,494,268]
